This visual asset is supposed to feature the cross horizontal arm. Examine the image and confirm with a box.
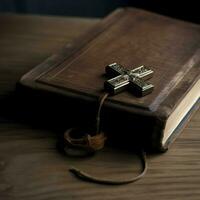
[104,74,129,95]
[130,65,154,81]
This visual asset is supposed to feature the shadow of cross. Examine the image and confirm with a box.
[104,63,154,96]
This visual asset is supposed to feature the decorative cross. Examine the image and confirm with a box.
[104,63,154,96]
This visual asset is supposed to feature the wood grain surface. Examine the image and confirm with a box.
[0,13,199,200]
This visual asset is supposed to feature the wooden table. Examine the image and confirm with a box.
[0,14,199,200]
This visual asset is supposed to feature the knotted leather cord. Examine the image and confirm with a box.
[63,93,147,185]
[63,93,108,156]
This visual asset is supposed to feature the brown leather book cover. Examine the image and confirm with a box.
[20,8,200,151]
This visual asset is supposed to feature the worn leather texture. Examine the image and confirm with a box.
[20,8,200,151]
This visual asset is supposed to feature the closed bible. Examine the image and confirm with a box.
[20,8,200,151]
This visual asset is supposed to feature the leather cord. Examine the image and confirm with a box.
[63,93,108,155]
[69,150,147,185]
[96,93,109,134]
[62,93,148,185]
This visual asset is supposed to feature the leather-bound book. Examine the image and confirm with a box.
[20,8,200,151]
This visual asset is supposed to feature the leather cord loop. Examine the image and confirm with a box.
[62,93,147,185]
[64,128,107,156]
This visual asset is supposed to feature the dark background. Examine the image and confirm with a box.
[0,0,199,23]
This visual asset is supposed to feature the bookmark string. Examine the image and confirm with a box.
[62,93,147,185]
